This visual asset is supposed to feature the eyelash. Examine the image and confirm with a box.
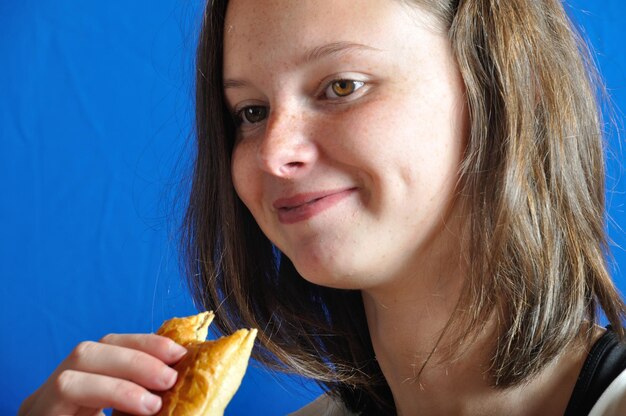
[233,79,367,127]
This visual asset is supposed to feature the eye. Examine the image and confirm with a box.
[236,105,268,125]
[324,79,365,98]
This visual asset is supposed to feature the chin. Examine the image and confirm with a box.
[290,254,373,290]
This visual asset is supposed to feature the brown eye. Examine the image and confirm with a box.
[332,80,355,96]
[326,79,365,98]
[238,106,268,125]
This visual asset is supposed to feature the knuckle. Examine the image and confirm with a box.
[71,341,96,362]
[111,379,142,404]
[152,334,172,351]
[134,333,153,350]
[54,369,76,396]
[128,350,150,369]
[138,333,170,357]
[99,333,117,344]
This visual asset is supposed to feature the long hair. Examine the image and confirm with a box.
[182,0,625,413]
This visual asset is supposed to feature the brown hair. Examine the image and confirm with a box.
[182,0,625,413]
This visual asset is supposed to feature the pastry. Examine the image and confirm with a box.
[112,312,257,416]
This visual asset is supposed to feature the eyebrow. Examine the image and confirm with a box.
[223,79,248,90]
[300,41,382,66]
[223,41,382,90]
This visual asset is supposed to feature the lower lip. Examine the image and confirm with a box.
[277,188,357,224]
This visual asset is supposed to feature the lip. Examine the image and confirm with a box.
[273,187,357,224]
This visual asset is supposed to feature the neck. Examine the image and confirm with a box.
[360,250,591,416]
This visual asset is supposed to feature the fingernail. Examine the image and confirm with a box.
[161,366,178,388]
[169,341,187,359]
[142,393,161,413]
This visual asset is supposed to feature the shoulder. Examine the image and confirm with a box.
[288,394,358,416]
[589,368,626,416]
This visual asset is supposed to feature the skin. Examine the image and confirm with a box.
[225,0,599,415]
[226,0,467,291]
[20,1,599,415]
[18,334,186,415]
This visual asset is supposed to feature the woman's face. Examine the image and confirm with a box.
[224,0,468,290]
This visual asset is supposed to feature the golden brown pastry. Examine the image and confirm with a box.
[112,312,256,416]
[156,311,215,346]
[157,327,257,415]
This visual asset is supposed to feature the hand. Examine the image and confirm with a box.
[18,333,187,416]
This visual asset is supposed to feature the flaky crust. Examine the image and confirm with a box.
[157,328,258,415]
[111,312,256,416]
[156,311,214,346]
[156,312,257,416]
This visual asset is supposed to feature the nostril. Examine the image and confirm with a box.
[255,122,317,176]
[279,161,305,175]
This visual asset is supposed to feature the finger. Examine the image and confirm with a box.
[99,333,187,364]
[17,389,39,416]
[75,408,105,416]
[64,341,178,391]
[52,369,162,415]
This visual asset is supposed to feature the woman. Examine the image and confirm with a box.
[20,0,626,415]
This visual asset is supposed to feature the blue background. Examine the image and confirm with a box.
[1,1,624,415]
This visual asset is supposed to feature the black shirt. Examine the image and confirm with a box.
[564,328,626,416]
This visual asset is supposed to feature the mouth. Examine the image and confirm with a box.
[273,187,357,224]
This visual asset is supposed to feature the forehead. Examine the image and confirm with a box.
[223,0,438,73]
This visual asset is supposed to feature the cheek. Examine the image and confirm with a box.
[230,144,256,208]
[321,94,428,174]
[322,89,466,211]
[319,95,397,161]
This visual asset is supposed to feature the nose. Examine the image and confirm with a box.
[256,107,318,178]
